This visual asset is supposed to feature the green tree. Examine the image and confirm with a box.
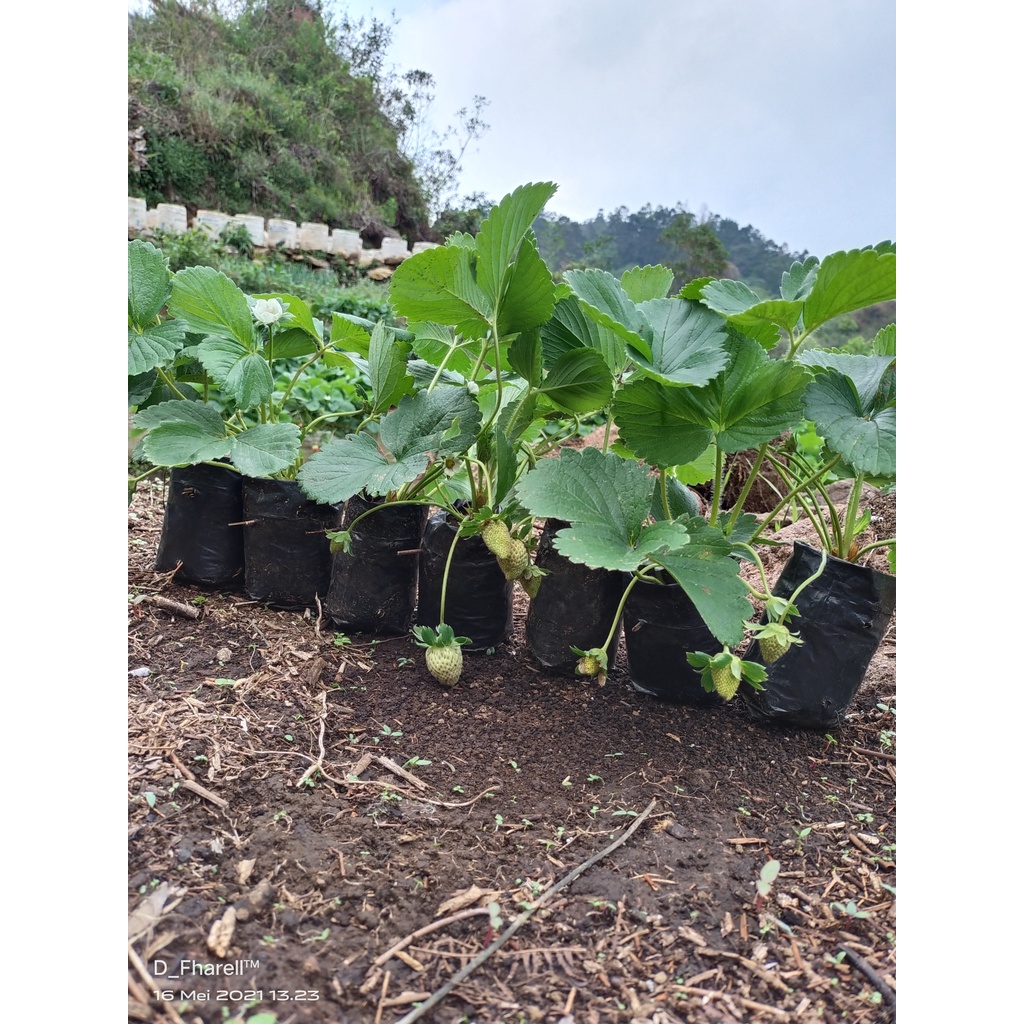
[659,211,729,289]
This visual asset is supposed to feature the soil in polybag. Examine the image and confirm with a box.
[741,541,896,730]
[154,463,244,587]
[242,478,341,611]
[417,511,513,652]
[326,496,428,634]
[525,519,628,676]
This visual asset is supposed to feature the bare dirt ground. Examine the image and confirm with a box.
[128,480,896,1024]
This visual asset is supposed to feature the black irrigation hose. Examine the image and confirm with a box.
[839,944,896,1017]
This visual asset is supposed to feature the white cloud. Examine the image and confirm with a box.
[337,0,895,254]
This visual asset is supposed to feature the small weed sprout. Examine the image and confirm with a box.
[831,899,871,919]
[755,859,781,913]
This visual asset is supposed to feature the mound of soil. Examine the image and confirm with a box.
[128,480,896,1024]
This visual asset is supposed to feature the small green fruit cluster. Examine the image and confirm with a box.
[481,517,545,598]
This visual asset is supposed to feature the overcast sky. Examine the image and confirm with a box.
[330,0,895,257]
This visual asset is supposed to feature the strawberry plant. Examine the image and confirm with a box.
[298,183,616,665]
[697,244,896,561]
[515,446,753,679]
[129,238,363,482]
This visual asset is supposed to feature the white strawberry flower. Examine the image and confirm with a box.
[251,297,286,325]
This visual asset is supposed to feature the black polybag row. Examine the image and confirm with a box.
[623,576,723,707]
[242,478,342,611]
[325,496,429,634]
[417,510,514,651]
[154,463,245,586]
[741,541,897,729]
[525,519,628,676]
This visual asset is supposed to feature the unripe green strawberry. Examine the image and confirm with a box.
[498,539,529,580]
[711,663,740,700]
[425,643,463,688]
[753,622,801,665]
[481,518,513,559]
[518,571,543,600]
[576,655,601,677]
[759,632,790,664]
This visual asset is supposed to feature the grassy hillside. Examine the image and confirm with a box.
[129,0,431,241]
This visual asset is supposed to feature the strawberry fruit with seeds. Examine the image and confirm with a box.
[412,624,471,688]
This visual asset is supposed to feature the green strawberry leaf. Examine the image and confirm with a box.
[128,239,172,329]
[197,336,274,409]
[141,422,232,467]
[367,322,415,414]
[133,398,223,432]
[563,268,651,360]
[539,348,614,415]
[476,182,558,306]
[230,422,302,477]
[802,245,896,334]
[628,298,730,386]
[515,447,654,543]
[621,264,675,302]
[612,376,714,468]
[541,295,627,375]
[651,518,751,646]
[802,363,895,478]
[298,388,481,503]
[389,245,492,338]
[168,265,254,347]
[496,233,556,337]
[128,321,188,377]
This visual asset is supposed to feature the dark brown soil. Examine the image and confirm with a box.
[128,481,896,1024]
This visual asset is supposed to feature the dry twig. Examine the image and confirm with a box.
[391,798,658,1024]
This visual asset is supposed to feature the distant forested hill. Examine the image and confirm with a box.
[530,205,809,293]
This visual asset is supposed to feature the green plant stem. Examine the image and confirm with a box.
[490,326,503,412]
[425,336,466,392]
[597,573,647,658]
[777,547,829,621]
[303,409,359,435]
[128,464,168,486]
[855,536,895,559]
[840,475,865,560]
[725,443,768,534]
[733,543,772,602]
[709,445,727,527]
[659,470,672,520]
[154,366,189,402]
[332,496,432,539]
[275,345,327,420]
[504,385,540,441]
[399,462,448,502]
[438,517,465,626]
[531,418,581,459]
[464,457,494,510]
[749,451,842,544]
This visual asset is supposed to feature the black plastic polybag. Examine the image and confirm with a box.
[525,519,628,676]
[326,496,428,634]
[741,541,896,729]
[242,478,341,611]
[623,577,722,706]
[417,511,513,651]
[154,463,244,587]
